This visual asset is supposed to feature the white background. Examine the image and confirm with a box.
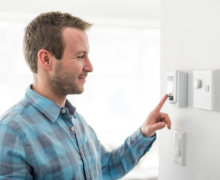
[0,1,161,179]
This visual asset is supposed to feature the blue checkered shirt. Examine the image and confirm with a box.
[0,85,156,180]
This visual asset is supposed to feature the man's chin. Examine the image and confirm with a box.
[69,87,84,95]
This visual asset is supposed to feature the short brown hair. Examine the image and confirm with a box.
[23,12,92,73]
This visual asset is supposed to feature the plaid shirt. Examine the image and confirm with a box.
[0,85,156,180]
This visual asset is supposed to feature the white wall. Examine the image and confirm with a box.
[160,1,220,180]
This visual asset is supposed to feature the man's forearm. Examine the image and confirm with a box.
[101,127,156,180]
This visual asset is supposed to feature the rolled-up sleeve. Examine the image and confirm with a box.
[0,125,33,180]
[101,127,156,180]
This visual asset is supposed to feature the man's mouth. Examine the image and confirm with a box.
[78,75,87,82]
[79,77,86,79]
[78,75,87,79]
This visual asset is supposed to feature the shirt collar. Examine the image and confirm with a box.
[65,99,76,115]
[25,85,76,123]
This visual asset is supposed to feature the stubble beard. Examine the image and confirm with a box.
[48,62,84,96]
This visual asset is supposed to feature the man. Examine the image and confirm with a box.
[0,12,171,180]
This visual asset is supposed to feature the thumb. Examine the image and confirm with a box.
[148,122,166,133]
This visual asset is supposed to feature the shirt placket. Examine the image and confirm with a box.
[61,108,77,139]
[61,108,87,179]
[72,114,92,180]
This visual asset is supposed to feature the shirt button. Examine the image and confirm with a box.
[81,152,84,157]
[61,109,66,113]
[71,127,75,131]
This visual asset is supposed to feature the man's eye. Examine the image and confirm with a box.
[77,55,84,59]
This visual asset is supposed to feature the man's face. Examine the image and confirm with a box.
[49,27,93,96]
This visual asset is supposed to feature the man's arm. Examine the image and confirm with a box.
[100,94,171,180]
[101,128,156,180]
[0,124,33,180]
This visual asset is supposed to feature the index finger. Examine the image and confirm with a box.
[154,94,168,112]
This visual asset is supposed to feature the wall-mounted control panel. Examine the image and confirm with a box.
[165,70,188,108]
[174,130,185,166]
[193,69,220,111]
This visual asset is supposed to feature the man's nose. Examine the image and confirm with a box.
[84,57,93,73]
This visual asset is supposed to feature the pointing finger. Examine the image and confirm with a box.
[154,94,168,112]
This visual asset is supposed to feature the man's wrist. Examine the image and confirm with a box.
[140,126,155,137]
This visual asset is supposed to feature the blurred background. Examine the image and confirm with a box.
[0,0,160,179]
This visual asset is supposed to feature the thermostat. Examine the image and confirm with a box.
[165,70,188,108]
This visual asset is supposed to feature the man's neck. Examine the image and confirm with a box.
[32,83,66,107]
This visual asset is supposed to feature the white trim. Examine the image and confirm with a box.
[0,12,160,28]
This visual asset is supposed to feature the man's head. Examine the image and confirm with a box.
[23,12,93,95]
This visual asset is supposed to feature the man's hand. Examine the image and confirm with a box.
[141,94,171,137]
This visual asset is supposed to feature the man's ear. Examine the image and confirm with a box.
[38,49,53,71]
